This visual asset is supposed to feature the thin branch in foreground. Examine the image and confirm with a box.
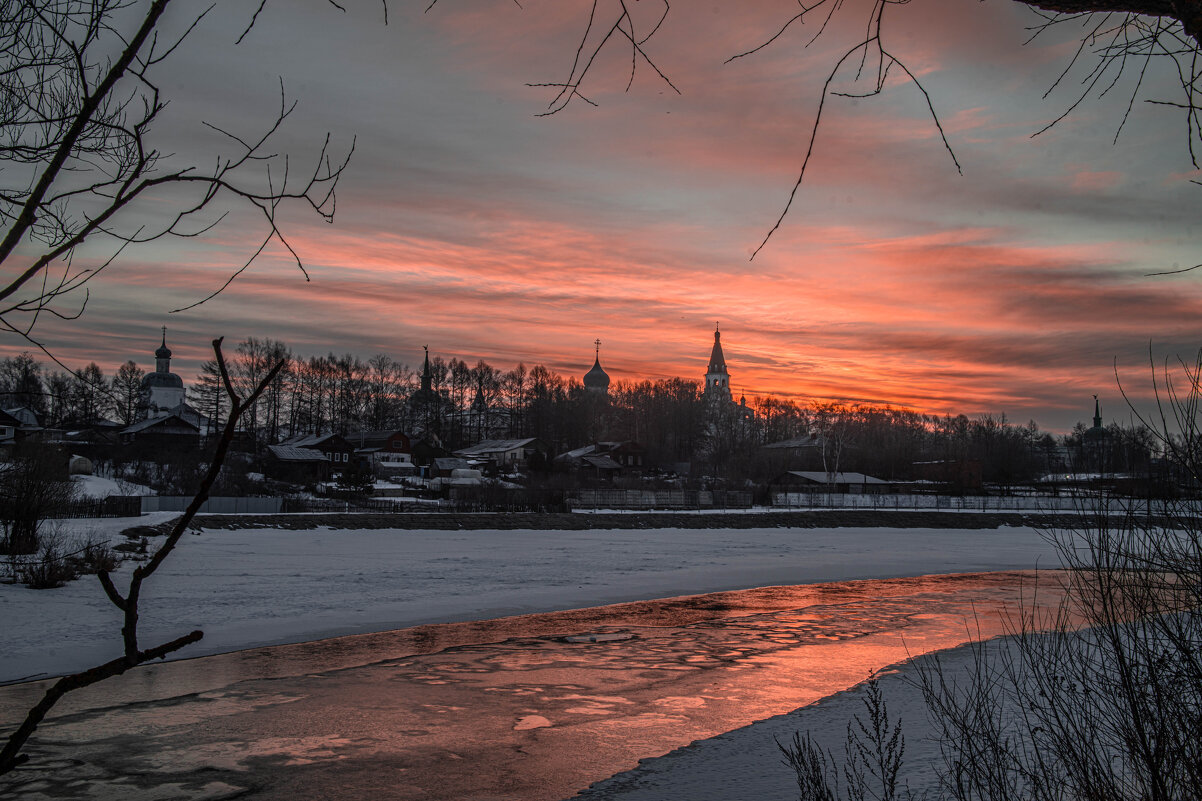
[0,338,285,776]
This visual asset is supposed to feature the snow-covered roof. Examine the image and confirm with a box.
[282,433,345,449]
[433,457,471,471]
[267,445,327,462]
[120,414,199,435]
[581,455,622,470]
[781,471,889,485]
[454,438,540,457]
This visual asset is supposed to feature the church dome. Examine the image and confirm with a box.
[154,327,172,360]
[141,372,183,390]
[584,357,610,391]
[583,339,610,393]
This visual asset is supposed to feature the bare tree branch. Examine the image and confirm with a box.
[0,337,285,776]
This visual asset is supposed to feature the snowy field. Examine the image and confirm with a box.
[0,517,1060,683]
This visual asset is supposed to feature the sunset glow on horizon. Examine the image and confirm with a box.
[3,0,1199,433]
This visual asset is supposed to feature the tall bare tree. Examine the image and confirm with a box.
[0,1,360,346]
[530,1,1202,258]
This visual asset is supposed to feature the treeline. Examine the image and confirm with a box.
[0,353,146,426]
[0,343,1157,484]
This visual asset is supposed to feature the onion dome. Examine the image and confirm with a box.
[155,330,171,360]
[583,339,610,393]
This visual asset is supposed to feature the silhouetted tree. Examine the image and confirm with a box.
[111,361,145,426]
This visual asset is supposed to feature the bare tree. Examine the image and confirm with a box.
[0,0,365,346]
[789,352,1202,801]
[0,338,284,776]
[111,360,145,426]
[0,444,76,556]
[529,1,1202,258]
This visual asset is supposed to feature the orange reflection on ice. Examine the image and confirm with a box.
[0,570,1073,801]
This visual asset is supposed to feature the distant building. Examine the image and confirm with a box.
[278,432,355,467]
[703,323,732,406]
[583,339,611,395]
[121,328,207,453]
[771,470,892,495]
[119,413,201,449]
[346,429,414,476]
[409,345,444,440]
[454,437,549,471]
[139,327,186,418]
[554,440,646,480]
[265,444,330,484]
[0,406,42,445]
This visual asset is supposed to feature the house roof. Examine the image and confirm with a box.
[345,429,408,449]
[2,406,42,428]
[556,441,643,464]
[267,445,328,462]
[282,433,346,449]
[780,471,889,485]
[120,414,200,435]
[433,457,471,471]
[581,455,622,471]
[454,438,540,457]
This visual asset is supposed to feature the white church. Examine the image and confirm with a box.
[119,328,207,445]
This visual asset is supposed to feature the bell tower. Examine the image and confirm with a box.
[704,323,731,405]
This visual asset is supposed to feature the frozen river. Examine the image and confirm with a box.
[0,571,1068,800]
[0,519,1061,682]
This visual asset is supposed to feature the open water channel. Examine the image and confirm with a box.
[0,571,1065,800]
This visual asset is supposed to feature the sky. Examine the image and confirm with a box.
[4,0,1201,432]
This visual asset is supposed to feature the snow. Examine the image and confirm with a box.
[576,645,971,800]
[0,520,1059,684]
[70,474,153,498]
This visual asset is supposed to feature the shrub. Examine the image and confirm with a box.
[18,537,80,589]
[0,445,77,555]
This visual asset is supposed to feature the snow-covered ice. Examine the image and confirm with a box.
[575,644,971,800]
[0,519,1059,683]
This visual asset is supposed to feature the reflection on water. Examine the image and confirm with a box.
[0,571,1065,801]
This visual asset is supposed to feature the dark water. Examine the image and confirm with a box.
[0,571,1064,800]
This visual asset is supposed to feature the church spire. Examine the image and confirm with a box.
[583,338,610,395]
[420,345,432,393]
[708,322,727,375]
[154,326,172,373]
[1093,395,1103,429]
[704,323,731,404]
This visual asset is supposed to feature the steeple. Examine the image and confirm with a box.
[708,322,727,375]
[420,345,433,394]
[583,338,611,395]
[155,326,172,373]
[1093,395,1103,429]
[409,345,441,439]
[139,326,184,419]
[704,323,731,404]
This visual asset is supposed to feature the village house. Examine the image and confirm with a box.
[277,433,357,468]
[770,470,892,497]
[345,429,414,476]
[119,413,201,450]
[453,438,549,472]
[264,444,331,484]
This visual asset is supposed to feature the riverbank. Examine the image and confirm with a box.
[155,509,1092,532]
